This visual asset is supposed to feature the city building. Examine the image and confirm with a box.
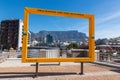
[31,39,39,46]
[108,40,120,45]
[39,36,46,44]
[0,19,23,50]
[46,34,53,45]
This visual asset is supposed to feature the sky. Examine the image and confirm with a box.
[0,0,120,39]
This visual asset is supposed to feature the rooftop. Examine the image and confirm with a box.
[0,58,119,80]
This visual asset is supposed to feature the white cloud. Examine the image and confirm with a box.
[95,24,120,39]
[95,11,120,39]
[96,11,120,25]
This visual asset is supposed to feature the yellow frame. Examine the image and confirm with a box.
[22,7,95,63]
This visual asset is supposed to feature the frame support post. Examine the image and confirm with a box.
[80,62,84,75]
[34,62,39,77]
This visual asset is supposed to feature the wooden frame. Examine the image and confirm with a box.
[22,7,95,63]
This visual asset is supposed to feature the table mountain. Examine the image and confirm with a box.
[30,30,88,42]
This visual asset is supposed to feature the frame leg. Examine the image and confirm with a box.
[59,62,60,65]
[34,62,39,77]
[80,62,84,75]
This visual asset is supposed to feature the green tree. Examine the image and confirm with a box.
[67,43,78,49]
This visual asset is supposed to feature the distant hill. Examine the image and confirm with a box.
[30,30,88,42]
[110,36,120,40]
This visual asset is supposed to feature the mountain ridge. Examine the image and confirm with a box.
[30,30,88,42]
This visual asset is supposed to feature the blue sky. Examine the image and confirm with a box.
[0,0,120,39]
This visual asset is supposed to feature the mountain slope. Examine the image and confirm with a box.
[31,30,88,42]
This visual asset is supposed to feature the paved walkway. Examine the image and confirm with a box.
[0,58,32,67]
[0,58,81,67]
[94,61,120,68]
[0,58,120,80]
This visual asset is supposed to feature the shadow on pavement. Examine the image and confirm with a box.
[31,64,60,66]
[0,72,78,79]
[110,70,120,73]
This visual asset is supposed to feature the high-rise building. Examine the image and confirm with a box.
[46,34,53,44]
[0,19,23,50]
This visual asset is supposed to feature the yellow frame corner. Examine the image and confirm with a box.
[22,7,95,63]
